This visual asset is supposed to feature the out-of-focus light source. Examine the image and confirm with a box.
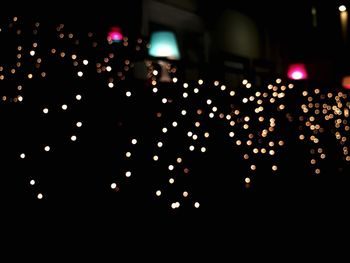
[342,76,350,89]
[287,63,308,80]
[107,26,123,43]
[339,5,347,12]
[149,31,180,60]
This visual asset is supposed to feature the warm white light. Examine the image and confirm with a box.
[76,121,82,127]
[245,177,251,184]
[194,202,200,208]
[192,134,198,140]
[201,147,206,153]
[230,91,235,96]
[339,5,347,12]
[162,98,167,103]
[126,91,132,97]
[156,190,161,196]
[152,87,158,93]
[30,179,35,186]
[77,71,83,77]
[172,77,178,83]
[162,127,168,133]
[183,92,188,98]
[169,178,174,184]
[106,66,112,72]
[131,139,137,145]
[212,107,217,112]
[209,113,214,118]
[172,122,178,127]
[189,145,195,151]
[70,135,77,141]
[83,60,89,65]
[126,152,131,158]
[37,193,43,199]
[153,155,159,161]
[157,142,163,148]
[44,146,50,152]
[62,104,68,110]
[20,153,25,159]
[206,99,212,105]
[229,132,235,137]
[198,79,203,85]
[111,183,117,189]
[194,88,199,93]
[272,165,278,171]
[181,110,187,115]
[187,131,193,137]
[108,83,114,88]
[76,94,82,100]
[125,171,131,177]
[168,165,174,171]
[30,50,35,56]
[43,108,49,114]
[18,95,23,102]
[183,191,188,197]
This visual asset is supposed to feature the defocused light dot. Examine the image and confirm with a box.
[339,5,347,12]
[276,78,282,84]
[245,177,251,184]
[28,74,33,79]
[250,165,256,171]
[183,191,188,197]
[162,98,167,103]
[172,122,178,127]
[76,94,82,100]
[229,132,235,137]
[30,50,35,56]
[201,147,206,153]
[131,139,137,145]
[162,127,168,133]
[152,87,158,93]
[169,178,174,184]
[156,190,161,196]
[37,193,43,200]
[111,183,117,189]
[108,83,114,88]
[44,146,50,152]
[177,158,182,163]
[278,141,284,146]
[83,60,89,65]
[172,77,178,83]
[71,135,77,141]
[157,142,163,148]
[246,83,252,89]
[76,122,82,127]
[181,110,187,115]
[192,134,198,140]
[183,83,188,88]
[195,122,200,127]
[171,203,176,209]
[126,152,131,158]
[153,155,159,161]
[20,153,25,159]
[125,171,131,177]
[194,202,200,208]
[30,179,35,186]
[269,150,275,155]
[189,145,195,151]
[62,104,68,110]
[43,108,49,114]
[187,131,193,137]
[230,91,235,96]
[198,79,203,85]
[220,85,226,91]
[77,71,83,77]
[209,113,214,118]
[207,99,212,105]
[272,165,278,171]
[106,66,112,72]
[168,165,174,171]
[126,91,132,97]
[204,132,210,138]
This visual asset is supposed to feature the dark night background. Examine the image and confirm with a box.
[1,0,349,253]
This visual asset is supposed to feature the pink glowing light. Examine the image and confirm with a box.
[107,27,123,42]
[342,76,350,89]
[287,63,308,80]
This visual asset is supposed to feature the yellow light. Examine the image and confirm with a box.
[245,177,251,184]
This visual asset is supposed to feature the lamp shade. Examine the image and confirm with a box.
[149,31,180,60]
[342,76,350,89]
[107,27,123,43]
[287,63,308,80]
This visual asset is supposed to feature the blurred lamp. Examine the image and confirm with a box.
[287,63,308,80]
[149,31,180,60]
[342,76,350,89]
[107,26,123,43]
